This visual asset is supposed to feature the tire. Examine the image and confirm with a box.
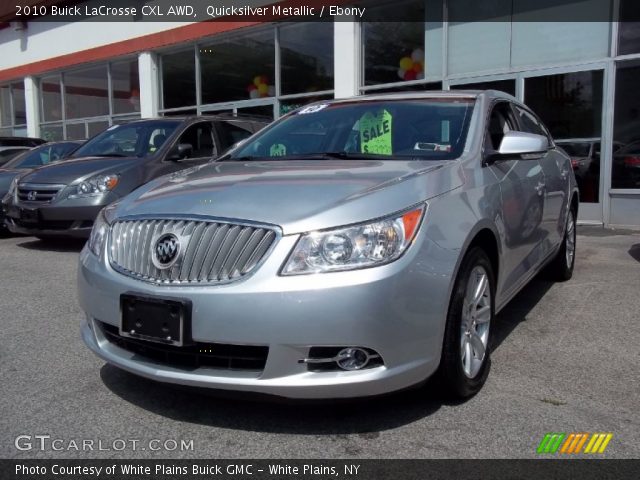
[546,207,576,282]
[437,247,495,399]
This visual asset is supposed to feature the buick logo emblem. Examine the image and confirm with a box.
[27,191,38,201]
[152,233,180,269]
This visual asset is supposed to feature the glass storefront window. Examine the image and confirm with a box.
[525,70,604,202]
[64,66,109,120]
[1,83,27,131]
[111,59,140,115]
[0,85,11,127]
[11,82,26,126]
[66,123,86,140]
[40,124,63,142]
[200,30,275,105]
[88,120,110,138]
[41,75,62,122]
[363,0,428,86]
[280,23,333,95]
[612,62,640,189]
[618,1,640,55]
[162,49,196,109]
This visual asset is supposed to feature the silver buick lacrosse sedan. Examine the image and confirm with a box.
[79,91,578,399]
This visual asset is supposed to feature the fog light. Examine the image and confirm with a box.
[336,347,370,371]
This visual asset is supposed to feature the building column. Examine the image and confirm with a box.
[334,20,361,98]
[24,76,40,138]
[138,51,160,118]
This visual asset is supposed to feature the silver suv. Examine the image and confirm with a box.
[78,91,578,399]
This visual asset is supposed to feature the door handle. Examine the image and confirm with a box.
[535,181,546,195]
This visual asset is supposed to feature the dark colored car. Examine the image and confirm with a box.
[612,140,640,188]
[2,116,268,239]
[0,141,82,231]
[0,136,46,148]
[0,136,47,167]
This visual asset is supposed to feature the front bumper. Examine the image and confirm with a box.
[78,232,458,399]
[2,193,117,238]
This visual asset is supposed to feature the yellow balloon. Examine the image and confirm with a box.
[258,83,269,94]
[253,76,262,87]
[399,57,413,71]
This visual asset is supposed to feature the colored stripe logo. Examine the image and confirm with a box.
[537,433,613,454]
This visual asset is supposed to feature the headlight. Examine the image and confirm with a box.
[88,209,109,257]
[72,174,119,197]
[281,206,425,275]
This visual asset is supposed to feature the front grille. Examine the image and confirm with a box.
[18,183,65,203]
[109,218,278,285]
[99,321,268,371]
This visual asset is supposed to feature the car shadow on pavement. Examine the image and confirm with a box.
[628,243,640,263]
[100,363,444,434]
[491,275,554,352]
[16,237,86,252]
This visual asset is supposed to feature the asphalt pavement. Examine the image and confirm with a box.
[0,227,638,459]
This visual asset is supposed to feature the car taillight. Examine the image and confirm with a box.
[624,156,640,167]
[571,159,579,169]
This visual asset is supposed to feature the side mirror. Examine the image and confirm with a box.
[498,132,549,155]
[167,143,193,161]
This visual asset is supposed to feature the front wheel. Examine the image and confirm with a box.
[437,247,494,399]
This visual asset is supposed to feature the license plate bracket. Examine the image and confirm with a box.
[120,294,192,347]
[19,207,39,224]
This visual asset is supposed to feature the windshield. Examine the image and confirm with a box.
[3,142,79,169]
[0,148,28,166]
[71,120,180,158]
[228,99,475,161]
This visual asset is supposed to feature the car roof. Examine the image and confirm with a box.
[0,136,45,145]
[121,114,271,125]
[318,90,516,106]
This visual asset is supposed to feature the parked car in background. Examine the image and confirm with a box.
[612,140,640,188]
[78,91,578,400]
[2,116,268,239]
[0,146,31,167]
[555,138,624,203]
[0,141,82,231]
[0,136,47,167]
[0,136,45,148]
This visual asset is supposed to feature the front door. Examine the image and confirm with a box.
[486,102,546,298]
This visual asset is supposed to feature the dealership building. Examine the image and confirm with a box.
[1,0,640,227]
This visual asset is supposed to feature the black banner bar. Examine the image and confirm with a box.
[1,459,640,480]
[9,0,640,23]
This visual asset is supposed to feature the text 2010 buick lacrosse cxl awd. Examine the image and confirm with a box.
[78,91,578,399]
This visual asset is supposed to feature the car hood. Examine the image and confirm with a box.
[114,159,464,234]
[18,156,140,184]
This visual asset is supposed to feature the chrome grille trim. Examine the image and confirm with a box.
[17,183,66,203]
[109,217,279,286]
